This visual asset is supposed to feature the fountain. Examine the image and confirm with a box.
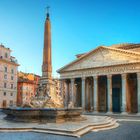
[1,9,119,137]
[3,82,83,123]
[2,9,83,123]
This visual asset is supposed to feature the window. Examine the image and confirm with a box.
[5,53,8,58]
[11,69,14,74]
[10,93,13,96]
[9,100,13,106]
[11,84,13,89]
[4,83,7,88]
[4,74,7,79]
[3,92,6,96]
[4,67,7,72]
[11,76,14,80]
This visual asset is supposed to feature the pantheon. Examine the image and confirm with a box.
[58,43,140,114]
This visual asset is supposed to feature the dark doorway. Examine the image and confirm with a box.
[98,76,107,112]
[2,100,7,108]
[66,80,71,107]
[127,73,138,113]
[85,77,93,111]
[112,75,122,113]
[112,88,121,112]
[75,78,82,107]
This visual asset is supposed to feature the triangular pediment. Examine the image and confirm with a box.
[58,46,140,73]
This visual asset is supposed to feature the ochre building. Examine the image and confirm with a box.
[17,72,40,106]
[58,43,140,114]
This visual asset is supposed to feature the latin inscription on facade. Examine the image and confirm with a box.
[60,63,140,79]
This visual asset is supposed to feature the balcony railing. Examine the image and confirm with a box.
[0,56,18,64]
[10,58,18,63]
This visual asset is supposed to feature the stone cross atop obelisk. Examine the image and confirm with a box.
[42,6,52,79]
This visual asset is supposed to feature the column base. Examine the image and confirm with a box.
[82,110,87,114]
[92,111,98,114]
[90,107,94,112]
[82,108,86,111]
[136,113,140,116]
[106,112,113,115]
[121,112,128,115]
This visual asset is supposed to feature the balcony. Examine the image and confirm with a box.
[10,57,18,64]
[0,56,18,64]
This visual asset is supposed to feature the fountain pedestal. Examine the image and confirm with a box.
[3,107,84,123]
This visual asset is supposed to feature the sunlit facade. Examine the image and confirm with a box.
[0,44,19,108]
[58,43,140,114]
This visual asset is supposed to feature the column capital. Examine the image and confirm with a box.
[60,79,66,82]
[107,75,112,79]
[82,77,86,81]
[71,78,75,82]
[137,72,140,78]
[93,75,98,80]
[121,73,127,79]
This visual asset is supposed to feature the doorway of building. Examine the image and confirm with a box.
[85,77,93,111]
[112,88,121,112]
[127,73,138,113]
[112,75,122,113]
[98,76,107,112]
[2,100,7,108]
[75,78,82,107]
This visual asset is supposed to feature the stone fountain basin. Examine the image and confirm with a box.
[2,107,84,123]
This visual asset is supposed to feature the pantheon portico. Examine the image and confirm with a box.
[57,43,140,114]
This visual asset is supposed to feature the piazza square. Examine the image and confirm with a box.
[0,0,140,140]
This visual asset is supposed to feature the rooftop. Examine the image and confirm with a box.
[110,43,140,50]
[0,44,11,51]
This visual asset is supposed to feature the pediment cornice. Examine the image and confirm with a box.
[57,46,140,73]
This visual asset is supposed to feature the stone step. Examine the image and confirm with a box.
[90,122,116,130]
[92,123,119,132]
[85,112,140,120]
[31,129,79,138]
[77,120,118,136]
[0,115,119,137]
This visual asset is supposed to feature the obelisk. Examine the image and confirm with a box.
[40,7,54,94]
[37,8,63,106]
[42,8,52,79]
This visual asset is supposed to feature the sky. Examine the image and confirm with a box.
[0,0,140,77]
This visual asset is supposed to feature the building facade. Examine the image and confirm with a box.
[0,44,19,108]
[58,43,140,114]
[17,72,40,106]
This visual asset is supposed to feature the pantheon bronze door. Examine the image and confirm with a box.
[112,88,121,112]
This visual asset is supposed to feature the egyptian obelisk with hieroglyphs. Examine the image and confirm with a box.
[37,8,63,107]
[42,9,52,79]
[39,8,56,97]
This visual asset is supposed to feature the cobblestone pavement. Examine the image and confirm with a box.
[0,121,140,140]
